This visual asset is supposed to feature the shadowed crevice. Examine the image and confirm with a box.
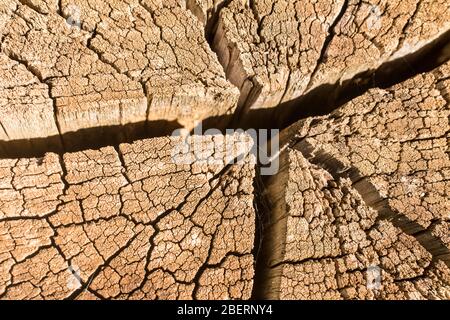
[2,4,450,160]
[250,165,274,300]
[292,139,450,269]
[186,0,234,42]
[228,25,450,130]
[272,27,450,129]
[0,120,181,159]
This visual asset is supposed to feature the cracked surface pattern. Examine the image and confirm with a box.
[265,61,450,299]
[1,1,146,137]
[288,61,450,230]
[58,0,239,128]
[264,148,446,299]
[1,0,450,301]
[0,0,238,143]
[0,52,60,142]
[0,134,255,299]
[213,0,450,115]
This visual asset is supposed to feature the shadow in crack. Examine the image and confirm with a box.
[293,139,450,268]
[1,27,450,160]
[0,120,181,159]
[186,0,234,42]
[244,27,450,130]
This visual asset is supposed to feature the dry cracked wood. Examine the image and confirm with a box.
[0,0,238,146]
[0,134,256,299]
[1,0,450,302]
[0,52,58,142]
[213,0,450,119]
[260,60,450,300]
[58,0,239,127]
